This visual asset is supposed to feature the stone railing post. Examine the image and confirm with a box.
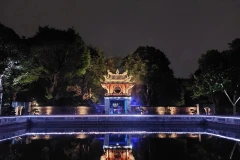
[196,104,200,115]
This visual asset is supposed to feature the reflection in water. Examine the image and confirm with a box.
[0,133,240,160]
[101,134,134,160]
[0,126,240,160]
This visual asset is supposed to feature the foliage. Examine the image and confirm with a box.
[177,78,198,106]
[193,39,240,114]
[0,22,21,73]
[122,46,184,106]
[0,22,28,106]
[2,22,240,110]
[70,46,107,105]
[105,56,123,73]
[191,50,227,107]
[2,104,15,115]
[27,26,90,103]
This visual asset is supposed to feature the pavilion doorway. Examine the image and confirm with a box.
[110,100,125,114]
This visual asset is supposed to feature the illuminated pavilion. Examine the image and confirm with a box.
[100,69,135,114]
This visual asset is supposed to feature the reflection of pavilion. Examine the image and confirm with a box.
[3,130,240,160]
[100,69,135,114]
[101,134,135,160]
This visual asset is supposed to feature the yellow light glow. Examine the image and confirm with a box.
[46,107,53,115]
[157,133,166,138]
[44,135,50,140]
[77,106,90,114]
[76,134,88,139]
[188,134,199,138]
[169,133,178,138]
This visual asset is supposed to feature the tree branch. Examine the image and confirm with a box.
[229,142,238,159]
[234,96,240,105]
[223,89,234,106]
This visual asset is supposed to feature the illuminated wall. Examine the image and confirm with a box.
[31,106,93,115]
[131,106,198,115]
[31,106,198,115]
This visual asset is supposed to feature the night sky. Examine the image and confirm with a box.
[1,0,240,78]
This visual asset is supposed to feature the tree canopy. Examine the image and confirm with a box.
[192,39,240,114]
[0,22,26,110]
[26,26,90,104]
[1,22,240,115]
[122,46,184,106]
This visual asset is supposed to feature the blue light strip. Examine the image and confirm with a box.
[7,115,238,119]
[1,131,240,142]
[206,133,240,142]
[25,131,205,135]
[0,134,26,142]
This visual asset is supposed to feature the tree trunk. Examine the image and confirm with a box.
[210,93,219,108]
[145,84,150,106]
[223,89,240,115]
[209,93,219,115]
[229,142,239,159]
[233,104,237,116]
[89,88,92,98]
[49,73,58,95]
[12,92,17,101]
[81,76,87,100]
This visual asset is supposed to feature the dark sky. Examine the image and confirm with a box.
[1,0,240,78]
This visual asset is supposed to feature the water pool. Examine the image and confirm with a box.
[0,124,240,160]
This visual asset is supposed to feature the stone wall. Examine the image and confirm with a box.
[31,106,94,115]
[28,115,205,125]
[0,116,28,126]
[30,106,199,115]
[1,115,240,128]
[131,106,198,115]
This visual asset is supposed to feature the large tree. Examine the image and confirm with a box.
[27,26,90,104]
[224,38,240,114]
[192,50,225,108]
[77,47,106,105]
[0,22,23,113]
[123,46,183,106]
[193,39,240,115]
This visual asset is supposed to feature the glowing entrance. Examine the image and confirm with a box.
[100,69,135,114]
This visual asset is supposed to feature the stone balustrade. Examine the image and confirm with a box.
[1,115,240,143]
[1,121,240,143]
[0,116,28,126]
[28,115,204,125]
[1,115,240,127]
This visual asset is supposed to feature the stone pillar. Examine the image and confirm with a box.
[126,98,131,114]
[127,135,131,146]
[124,100,127,114]
[19,106,23,115]
[196,104,200,115]
[204,107,211,115]
[104,97,109,114]
[15,106,19,115]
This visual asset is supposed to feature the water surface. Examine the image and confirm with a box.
[0,125,240,160]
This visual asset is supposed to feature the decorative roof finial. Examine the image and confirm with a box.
[116,69,119,74]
